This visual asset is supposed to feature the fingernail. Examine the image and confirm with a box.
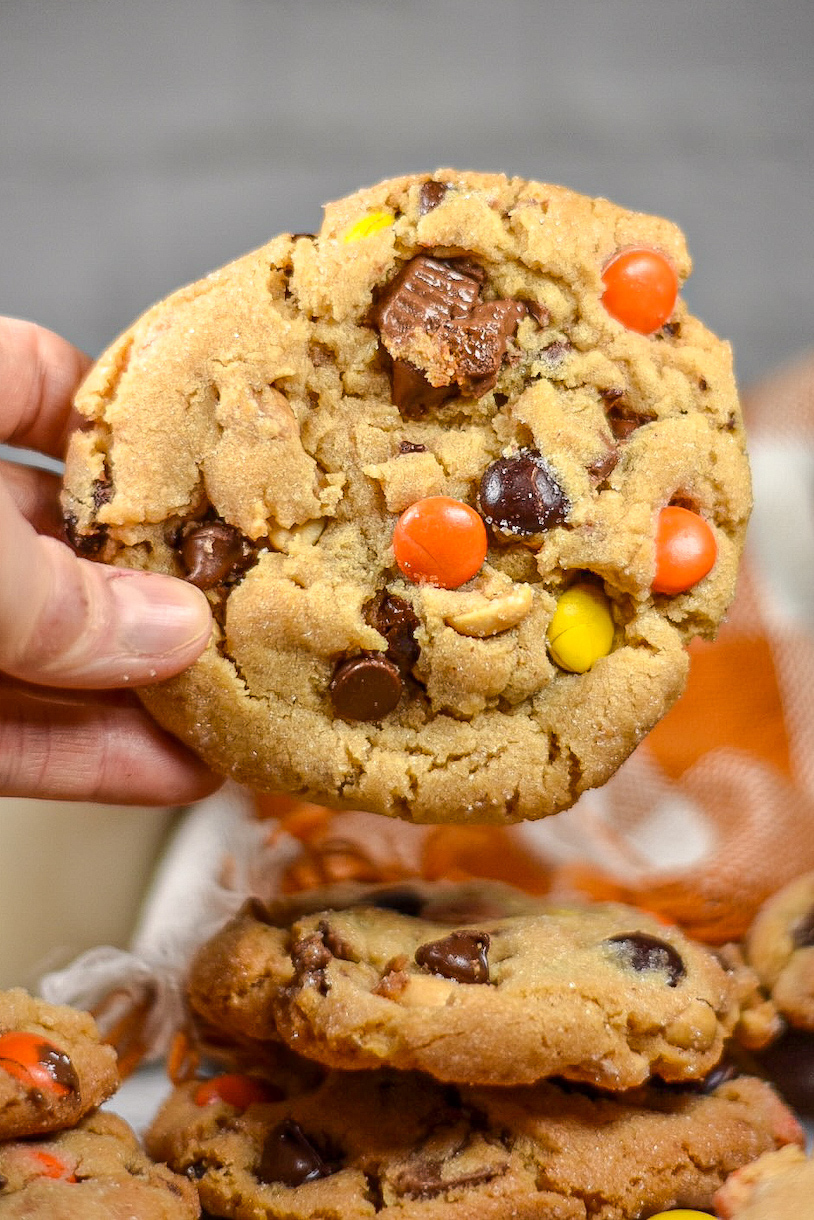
[108,570,212,658]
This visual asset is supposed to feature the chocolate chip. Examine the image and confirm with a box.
[605,403,653,441]
[391,359,455,415]
[526,301,551,328]
[364,592,420,675]
[186,1162,209,1180]
[587,446,619,482]
[419,181,449,215]
[539,339,571,366]
[178,521,255,590]
[92,474,113,511]
[478,449,569,535]
[398,440,427,454]
[415,930,490,984]
[329,653,402,721]
[257,1120,332,1187]
[374,256,482,344]
[604,932,686,987]
[792,905,814,949]
[63,512,107,557]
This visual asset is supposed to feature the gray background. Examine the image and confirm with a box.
[1,0,813,396]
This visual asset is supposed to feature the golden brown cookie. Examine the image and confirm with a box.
[62,170,751,824]
[0,1109,199,1218]
[145,1070,801,1220]
[187,886,743,1089]
[745,869,814,1029]
[714,1144,814,1219]
[0,988,118,1140]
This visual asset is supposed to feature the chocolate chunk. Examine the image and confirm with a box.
[329,653,402,721]
[365,592,420,675]
[792,905,814,949]
[391,359,455,415]
[375,256,482,344]
[588,445,619,481]
[604,932,686,987]
[418,181,449,215]
[178,521,254,590]
[443,300,527,396]
[257,1120,332,1187]
[415,930,490,984]
[398,439,427,454]
[63,512,107,557]
[526,301,551,328]
[478,449,569,535]
[32,1041,80,1093]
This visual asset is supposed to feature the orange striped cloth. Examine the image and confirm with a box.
[255,352,814,945]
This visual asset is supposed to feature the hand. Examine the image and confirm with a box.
[0,317,221,805]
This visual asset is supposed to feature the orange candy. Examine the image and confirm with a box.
[194,1073,280,1109]
[25,1150,77,1181]
[393,496,487,588]
[0,1031,72,1097]
[601,248,679,334]
[652,505,717,594]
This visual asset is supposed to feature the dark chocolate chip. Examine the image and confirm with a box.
[178,521,255,590]
[792,905,814,949]
[418,181,449,216]
[257,1120,332,1187]
[374,256,482,344]
[604,932,686,987]
[364,593,420,675]
[368,886,427,917]
[391,359,455,415]
[478,449,568,535]
[398,439,427,454]
[330,652,402,721]
[415,930,490,984]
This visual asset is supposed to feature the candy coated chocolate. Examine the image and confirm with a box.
[478,449,568,535]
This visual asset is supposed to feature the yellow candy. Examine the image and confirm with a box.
[547,583,614,673]
[341,210,394,243]
[646,1213,712,1220]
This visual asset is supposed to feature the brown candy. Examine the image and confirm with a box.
[418,180,449,215]
[329,652,402,721]
[414,930,491,984]
[364,592,420,675]
[791,905,814,948]
[603,932,686,987]
[478,449,569,535]
[178,521,254,590]
[257,1120,332,1187]
[375,255,481,343]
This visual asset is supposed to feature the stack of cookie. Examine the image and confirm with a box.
[0,987,199,1217]
[143,880,804,1219]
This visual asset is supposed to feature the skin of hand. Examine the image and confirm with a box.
[0,316,222,805]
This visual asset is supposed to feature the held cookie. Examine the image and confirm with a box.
[62,171,751,825]
[0,1109,200,1219]
[145,1071,801,1220]
[745,869,814,1029]
[187,887,742,1089]
[0,989,118,1140]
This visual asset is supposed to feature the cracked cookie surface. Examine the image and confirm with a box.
[0,988,119,1140]
[145,1070,801,1220]
[187,885,743,1089]
[62,170,751,824]
[0,1109,200,1218]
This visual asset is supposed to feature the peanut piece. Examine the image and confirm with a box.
[445,585,533,638]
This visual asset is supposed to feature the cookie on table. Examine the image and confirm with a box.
[0,1109,199,1218]
[745,869,814,1029]
[145,1069,801,1220]
[62,170,751,825]
[187,885,742,1089]
[714,1144,814,1219]
[0,988,118,1140]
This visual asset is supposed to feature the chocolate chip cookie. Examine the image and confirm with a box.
[745,870,814,1029]
[186,888,743,1089]
[62,170,750,823]
[0,989,119,1140]
[714,1145,814,1219]
[0,1109,200,1218]
[145,1069,801,1220]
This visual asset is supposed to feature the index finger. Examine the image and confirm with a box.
[0,317,92,459]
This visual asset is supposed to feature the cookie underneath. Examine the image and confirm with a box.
[62,170,751,824]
